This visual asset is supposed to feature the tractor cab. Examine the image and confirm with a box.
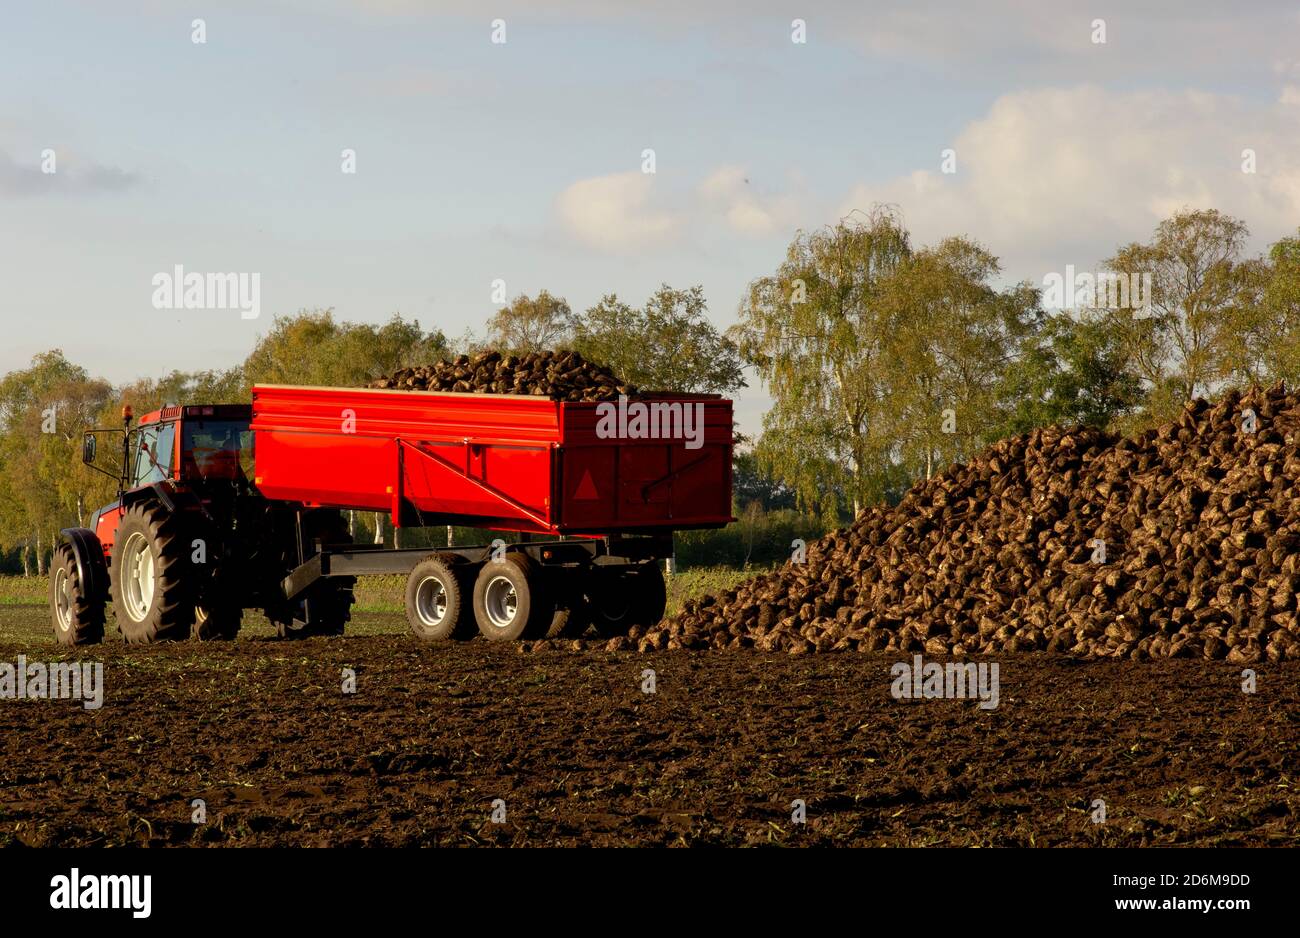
[129,405,254,487]
[78,403,255,576]
[83,403,254,495]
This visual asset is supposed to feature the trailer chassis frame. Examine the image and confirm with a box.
[280,531,673,603]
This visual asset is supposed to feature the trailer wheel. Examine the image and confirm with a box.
[406,555,474,641]
[473,553,550,641]
[588,563,667,638]
[109,502,194,643]
[193,604,241,641]
[50,543,105,646]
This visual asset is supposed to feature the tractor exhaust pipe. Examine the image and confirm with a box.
[118,405,133,501]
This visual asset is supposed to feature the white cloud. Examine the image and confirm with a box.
[0,147,140,199]
[841,85,1300,277]
[556,164,811,251]
[553,171,681,252]
[697,164,786,236]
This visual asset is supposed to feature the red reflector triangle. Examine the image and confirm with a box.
[574,468,599,501]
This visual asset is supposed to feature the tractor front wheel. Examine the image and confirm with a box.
[50,543,105,646]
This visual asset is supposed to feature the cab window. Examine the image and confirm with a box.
[182,419,253,481]
[133,422,176,487]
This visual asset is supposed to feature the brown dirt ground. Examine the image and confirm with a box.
[1,612,1297,846]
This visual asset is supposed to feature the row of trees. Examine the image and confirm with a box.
[483,284,745,394]
[0,285,747,574]
[737,206,1300,522]
[5,205,1299,572]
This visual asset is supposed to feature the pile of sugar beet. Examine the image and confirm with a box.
[368,349,637,402]
[613,384,1300,662]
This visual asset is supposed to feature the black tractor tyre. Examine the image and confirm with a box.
[50,543,106,646]
[588,563,667,638]
[193,603,241,641]
[473,552,550,642]
[109,501,195,643]
[405,554,475,641]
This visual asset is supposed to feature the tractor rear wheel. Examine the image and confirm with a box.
[50,543,105,646]
[109,502,194,643]
[587,563,667,638]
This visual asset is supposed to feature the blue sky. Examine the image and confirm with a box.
[5,1,1300,436]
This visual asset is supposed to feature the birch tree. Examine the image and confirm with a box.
[733,208,911,520]
[877,237,1040,480]
[1103,209,1252,420]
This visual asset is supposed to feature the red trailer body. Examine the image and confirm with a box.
[250,384,734,536]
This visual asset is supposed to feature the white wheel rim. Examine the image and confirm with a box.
[54,567,72,631]
[483,574,518,629]
[414,576,448,627]
[123,532,155,622]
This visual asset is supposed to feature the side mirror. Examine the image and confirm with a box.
[82,433,97,465]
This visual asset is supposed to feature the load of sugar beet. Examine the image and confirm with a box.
[642,383,1300,662]
[368,349,637,402]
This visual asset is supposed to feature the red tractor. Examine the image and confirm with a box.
[51,403,353,645]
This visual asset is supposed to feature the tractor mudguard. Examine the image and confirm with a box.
[122,482,175,512]
[122,482,212,522]
[58,527,110,603]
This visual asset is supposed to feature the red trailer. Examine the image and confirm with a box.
[250,384,734,535]
[53,383,734,648]
[250,383,735,642]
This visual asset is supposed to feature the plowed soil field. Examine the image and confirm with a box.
[2,608,1296,847]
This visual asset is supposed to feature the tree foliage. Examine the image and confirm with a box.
[485,291,573,353]
[734,208,913,520]
[996,309,1146,436]
[572,285,745,394]
[874,236,1041,480]
[242,309,448,391]
[1103,209,1254,421]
